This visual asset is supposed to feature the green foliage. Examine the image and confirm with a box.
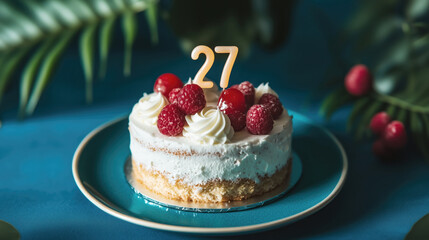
[0,220,20,240]
[405,213,429,240]
[26,30,76,116]
[320,0,429,160]
[80,25,97,104]
[122,11,138,77]
[0,0,158,117]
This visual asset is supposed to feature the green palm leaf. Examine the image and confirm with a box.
[99,17,116,79]
[396,108,408,124]
[26,30,76,116]
[145,1,159,44]
[0,0,159,118]
[319,87,353,120]
[80,24,98,104]
[355,101,384,140]
[122,11,138,77]
[410,112,429,160]
[0,46,32,105]
[19,38,55,117]
[347,96,371,131]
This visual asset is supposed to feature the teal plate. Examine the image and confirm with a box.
[72,111,348,235]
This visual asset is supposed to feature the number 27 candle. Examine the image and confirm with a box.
[191,45,238,89]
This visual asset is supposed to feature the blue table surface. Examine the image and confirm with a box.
[1,0,429,239]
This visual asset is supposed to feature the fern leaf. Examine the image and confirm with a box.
[386,105,396,118]
[122,11,138,77]
[99,17,116,79]
[25,30,76,116]
[355,101,384,140]
[0,46,31,105]
[396,108,408,124]
[145,1,159,44]
[0,0,158,117]
[422,114,429,137]
[410,112,429,160]
[320,87,353,120]
[19,38,56,117]
[347,96,371,132]
[80,24,98,104]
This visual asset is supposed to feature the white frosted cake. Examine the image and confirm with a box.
[129,74,293,203]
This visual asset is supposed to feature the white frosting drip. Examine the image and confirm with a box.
[129,109,293,185]
[255,83,278,103]
[187,77,220,106]
[130,92,168,127]
[183,107,234,145]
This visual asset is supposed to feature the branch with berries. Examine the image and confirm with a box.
[320,64,429,161]
[315,0,429,161]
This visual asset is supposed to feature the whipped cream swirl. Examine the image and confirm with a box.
[187,77,220,105]
[183,107,234,145]
[132,92,168,126]
[255,83,278,103]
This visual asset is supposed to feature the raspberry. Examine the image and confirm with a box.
[230,84,239,89]
[157,104,186,136]
[258,93,283,119]
[226,110,246,131]
[246,105,273,135]
[236,81,255,109]
[218,88,246,115]
[176,84,206,115]
[168,88,181,104]
[345,64,372,96]
[154,73,183,97]
[382,121,407,149]
[370,112,391,135]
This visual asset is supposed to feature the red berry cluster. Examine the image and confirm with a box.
[370,112,407,160]
[154,73,206,136]
[344,64,409,160]
[218,81,283,135]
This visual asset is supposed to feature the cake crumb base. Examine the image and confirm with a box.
[131,158,292,203]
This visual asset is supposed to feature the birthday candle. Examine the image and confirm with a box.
[191,45,214,88]
[215,46,238,89]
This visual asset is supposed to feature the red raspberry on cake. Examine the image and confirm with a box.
[227,110,246,131]
[258,93,283,119]
[176,84,206,115]
[154,73,183,97]
[231,81,255,109]
[246,104,273,135]
[218,88,246,115]
[168,88,181,104]
[157,104,186,136]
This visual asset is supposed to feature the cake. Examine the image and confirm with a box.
[128,73,293,203]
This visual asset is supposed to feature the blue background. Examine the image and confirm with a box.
[1,0,429,239]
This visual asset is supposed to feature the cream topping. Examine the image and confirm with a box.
[129,110,292,184]
[183,107,234,145]
[255,83,278,103]
[131,92,168,127]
